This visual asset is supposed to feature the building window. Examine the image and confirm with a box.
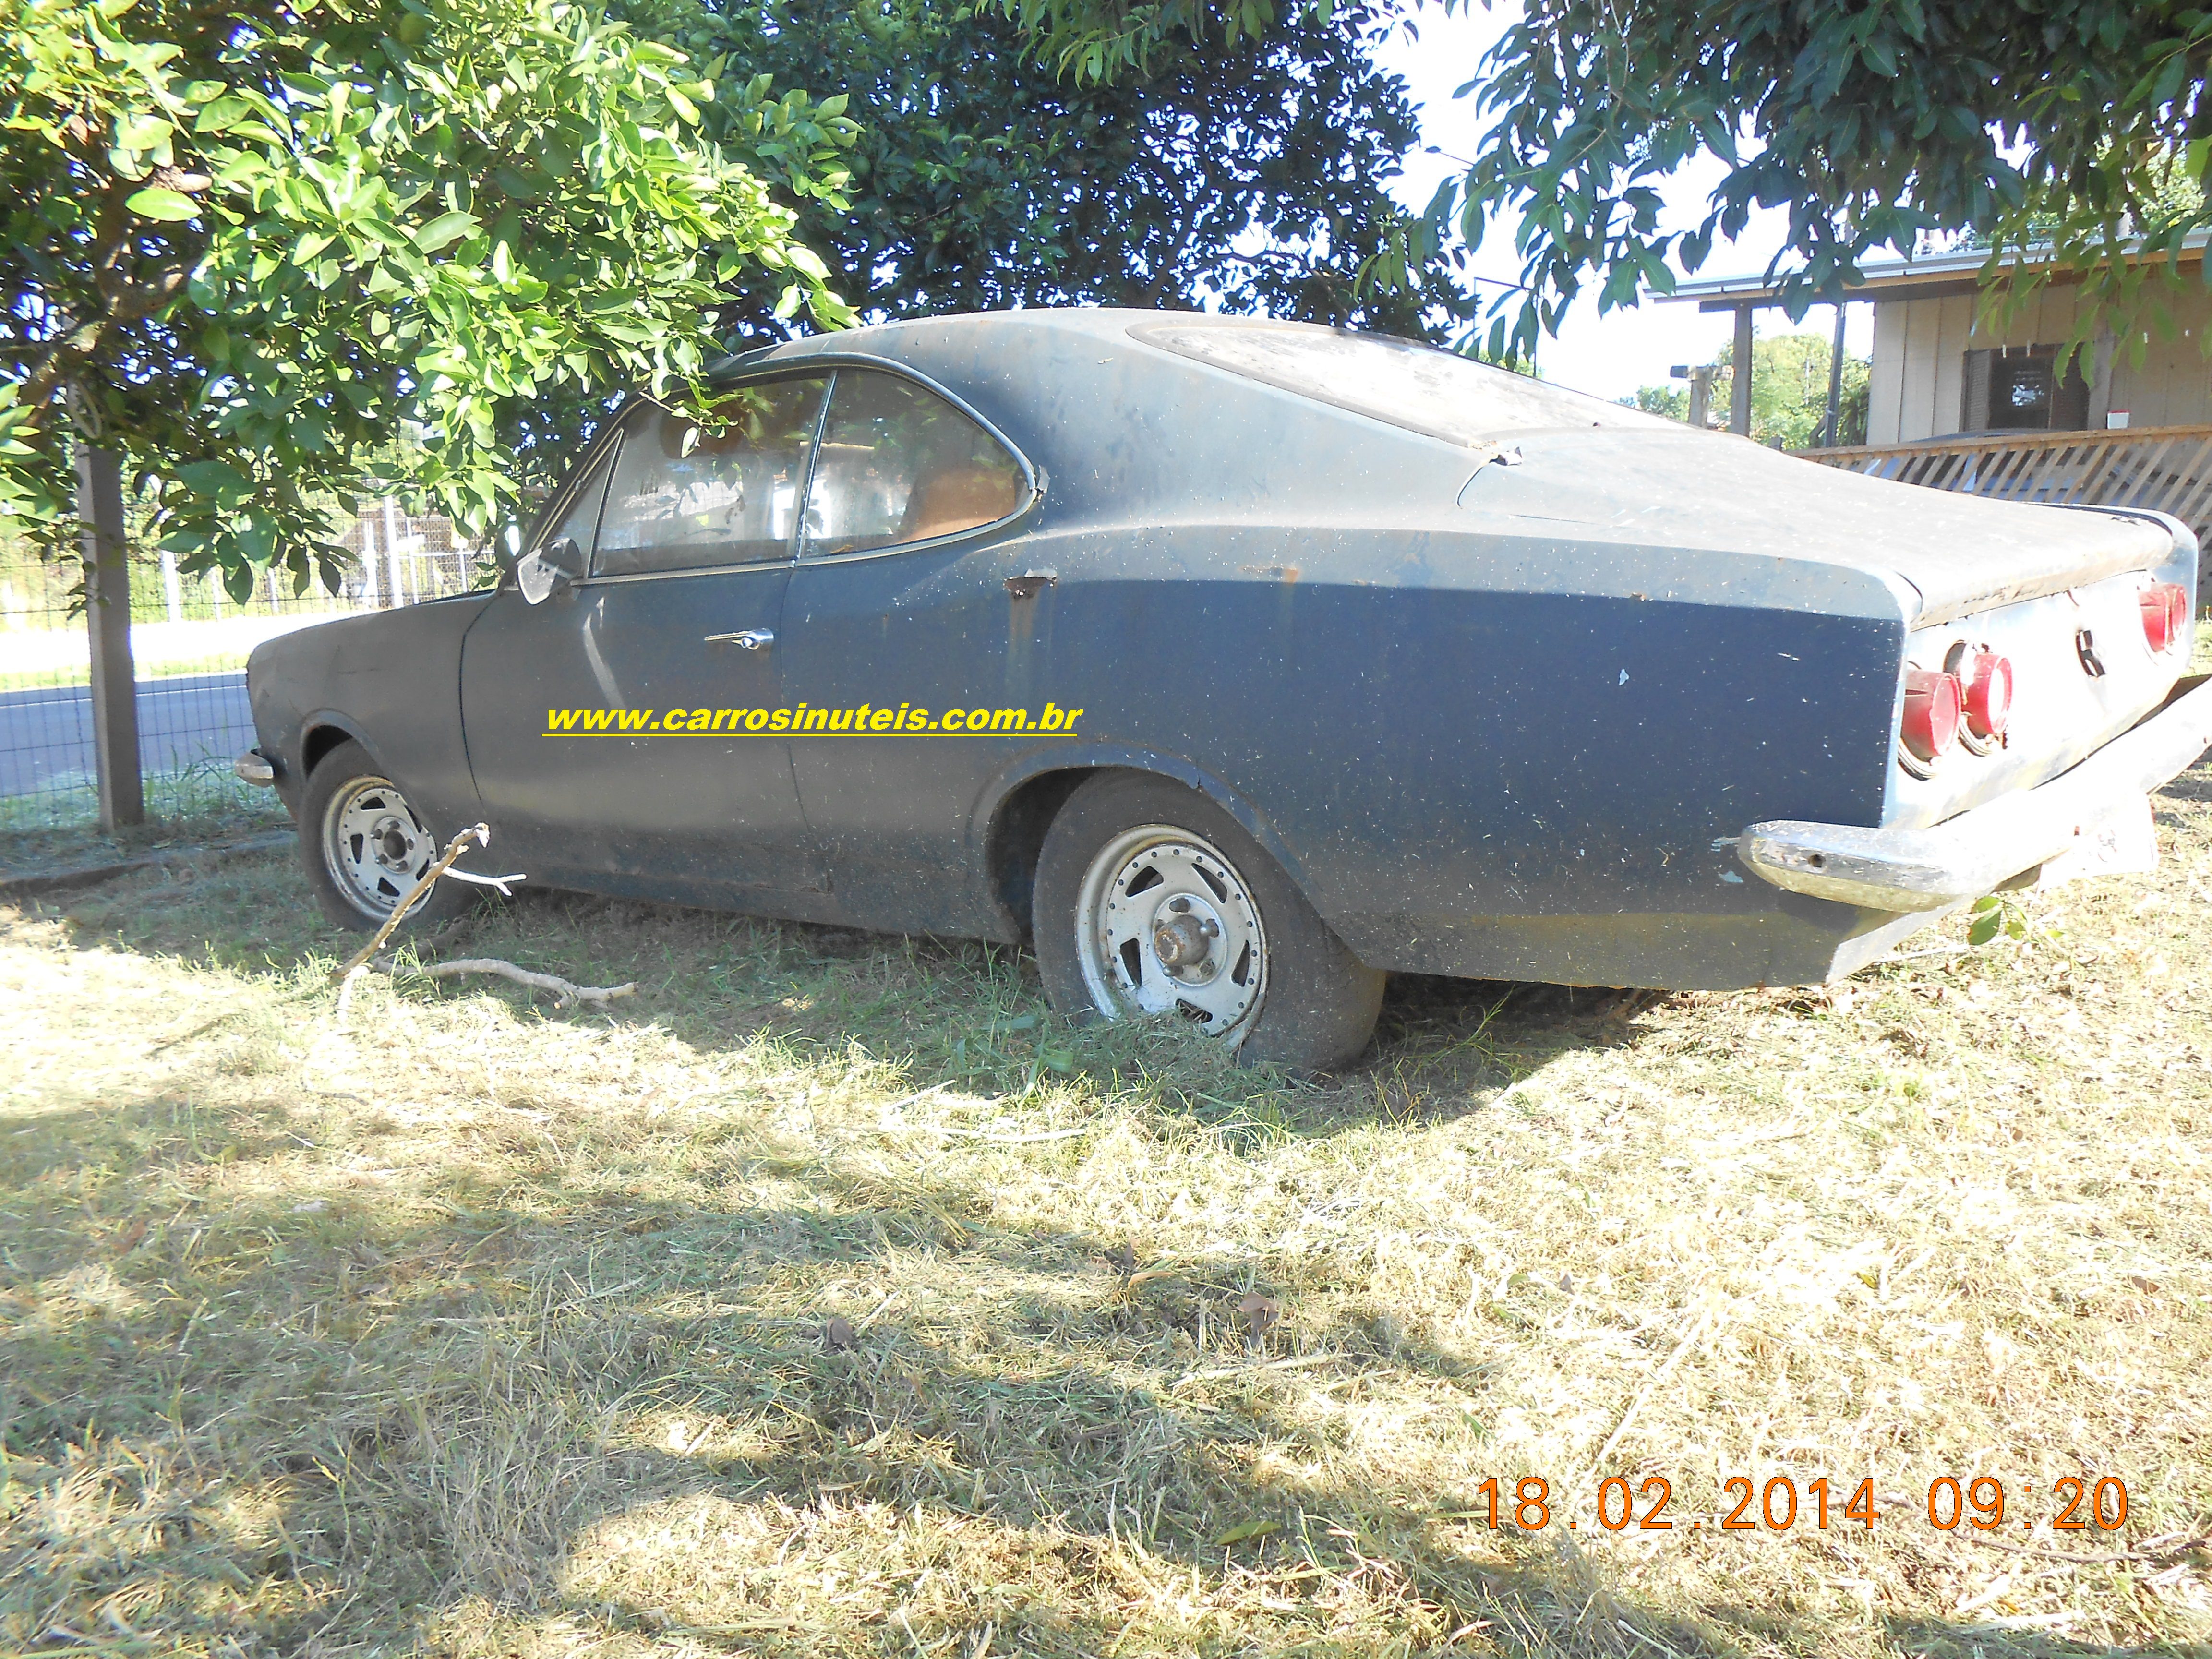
[1961,346,2090,433]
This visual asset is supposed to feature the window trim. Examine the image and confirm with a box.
[775,355,1043,567]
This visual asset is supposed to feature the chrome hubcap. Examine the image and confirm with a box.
[323,775,435,919]
[1074,825,1266,1040]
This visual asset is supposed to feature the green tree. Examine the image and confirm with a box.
[1623,333,1870,447]
[1624,385,1690,422]
[0,0,853,594]
[661,0,1456,336]
[1000,0,2212,365]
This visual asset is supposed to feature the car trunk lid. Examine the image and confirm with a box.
[1460,427,2180,626]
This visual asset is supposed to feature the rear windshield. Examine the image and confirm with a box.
[1130,317,1671,447]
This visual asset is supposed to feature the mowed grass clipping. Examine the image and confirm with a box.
[3,778,2212,1659]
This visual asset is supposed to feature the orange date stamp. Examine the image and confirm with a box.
[1457,1475,2131,1535]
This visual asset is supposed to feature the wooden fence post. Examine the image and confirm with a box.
[1730,302,1755,437]
[76,445,144,830]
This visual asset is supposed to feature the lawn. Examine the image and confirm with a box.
[2,776,2209,1657]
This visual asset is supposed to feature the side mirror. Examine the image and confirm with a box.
[516,536,585,605]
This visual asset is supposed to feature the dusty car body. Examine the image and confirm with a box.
[244,308,2212,1064]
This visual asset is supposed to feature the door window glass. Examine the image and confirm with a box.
[803,371,1026,558]
[594,377,830,576]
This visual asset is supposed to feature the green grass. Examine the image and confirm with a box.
[3,781,2212,1657]
[0,763,287,870]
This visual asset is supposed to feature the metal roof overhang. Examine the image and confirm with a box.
[1668,233,2212,312]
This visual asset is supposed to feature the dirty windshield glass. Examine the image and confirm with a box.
[1130,319,1671,447]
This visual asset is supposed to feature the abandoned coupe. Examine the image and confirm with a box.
[241,308,2212,1067]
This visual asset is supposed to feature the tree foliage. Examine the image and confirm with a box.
[663,0,1454,337]
[1007,0,2212,364]
[0,0,852,594]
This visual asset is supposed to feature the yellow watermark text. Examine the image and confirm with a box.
[543,703,1084,736]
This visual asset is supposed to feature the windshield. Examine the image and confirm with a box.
[1130,318,1672,447]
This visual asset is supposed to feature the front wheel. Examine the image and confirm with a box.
[300,738,476,934]
[1032,772,1383,1070]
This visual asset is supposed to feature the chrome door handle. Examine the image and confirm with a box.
[705,628,775,651]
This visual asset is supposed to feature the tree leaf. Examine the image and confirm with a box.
[126,186,201,221]
[414,210,481,252]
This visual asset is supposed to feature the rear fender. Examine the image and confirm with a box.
[975,743,1321,924]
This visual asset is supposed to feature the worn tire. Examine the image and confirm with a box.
[1032,771,1384,1070]
[299,739,477,934]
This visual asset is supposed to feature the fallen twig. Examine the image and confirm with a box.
[374,956,636,1009]
[333,963,372,1029]
[938,1121,1095,1144]
[1959,1530,2211,1568]
[1579,1308,1717,1492]
[1171,1353,1340,1389]
[331,823,492,982]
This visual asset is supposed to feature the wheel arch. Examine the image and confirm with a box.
[296,713,380,782]
[977,745,1317,938]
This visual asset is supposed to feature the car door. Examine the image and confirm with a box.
[460,377,831,901]
[781,367,1039,932]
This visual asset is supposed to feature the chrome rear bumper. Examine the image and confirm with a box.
[1738,673,2212,911]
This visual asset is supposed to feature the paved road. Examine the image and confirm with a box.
[0,672,256,798]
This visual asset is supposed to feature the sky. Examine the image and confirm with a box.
[1368,3,1877,404]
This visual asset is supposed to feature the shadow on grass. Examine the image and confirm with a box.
[24,845,1678,1152]
[5,1080,2184,1658]
[14,773,2212,1654]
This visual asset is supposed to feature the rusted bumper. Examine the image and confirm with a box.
[1737,673,2212,912]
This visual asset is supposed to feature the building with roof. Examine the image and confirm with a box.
[1665,236,2212,574]
[1671,232,2212,445]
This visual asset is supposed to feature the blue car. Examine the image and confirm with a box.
[241,309,2212,1067]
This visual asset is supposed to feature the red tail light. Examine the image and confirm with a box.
[1901,668,1963,762]
[1961,649,2012,740]
[2141,582,2188,653]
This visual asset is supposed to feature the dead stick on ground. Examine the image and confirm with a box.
[1579,1308,1716,1491]
[372,956,635,1009]
[331,823,491,983]
[1957,1531,2212,1568]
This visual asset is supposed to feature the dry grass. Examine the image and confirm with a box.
[5,774,2212,1658]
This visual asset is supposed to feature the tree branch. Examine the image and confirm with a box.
[19,177,198,416]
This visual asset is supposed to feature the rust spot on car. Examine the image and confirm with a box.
[1239,564,1300,582]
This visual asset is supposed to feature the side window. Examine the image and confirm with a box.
[803,371,1026,558]
[593,377,830,577]
[540,440,619,562]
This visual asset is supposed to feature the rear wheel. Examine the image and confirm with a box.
[300,739,475,933]
[1033,772,1383,1070]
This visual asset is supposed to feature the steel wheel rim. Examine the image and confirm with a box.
[1073,823,1267,1042]
[322,774,436,920]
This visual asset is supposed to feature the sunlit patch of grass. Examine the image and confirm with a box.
[3,772,2212,1655]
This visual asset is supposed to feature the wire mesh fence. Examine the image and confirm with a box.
[0,505,489,834]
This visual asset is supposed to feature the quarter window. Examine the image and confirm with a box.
[593,378,830,577]
[803,371,1026,558]
[541,447,616,563]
